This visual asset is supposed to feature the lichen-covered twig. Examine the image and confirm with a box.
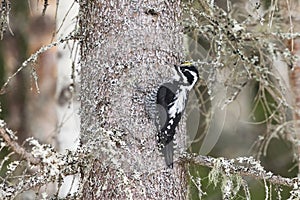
[0,121,40,165]
[183,154,296,188]
[0,0,13,39]
[0,34,79,94]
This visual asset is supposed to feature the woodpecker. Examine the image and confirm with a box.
[156,62,199,168]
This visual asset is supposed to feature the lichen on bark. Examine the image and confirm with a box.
[79,0,188,198]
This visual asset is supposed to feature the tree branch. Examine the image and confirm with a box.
[183,154,296,188]
[0,34,78,94]
[0,125,40,165]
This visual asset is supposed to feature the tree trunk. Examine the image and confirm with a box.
[79,0,187,199]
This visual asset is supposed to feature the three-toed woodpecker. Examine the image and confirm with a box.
[156,62,199,168]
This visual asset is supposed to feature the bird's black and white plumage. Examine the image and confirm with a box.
[156,62,199,168]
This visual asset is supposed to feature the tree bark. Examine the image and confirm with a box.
[79,0,187,199]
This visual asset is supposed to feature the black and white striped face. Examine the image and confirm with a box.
[174,64,199,88]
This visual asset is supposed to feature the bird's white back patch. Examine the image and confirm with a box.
[168,87,188,119]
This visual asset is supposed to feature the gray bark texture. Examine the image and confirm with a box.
[79,0,187,199]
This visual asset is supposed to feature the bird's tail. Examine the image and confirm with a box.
[161,140,174,168]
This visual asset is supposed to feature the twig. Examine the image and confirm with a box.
[0,34,77,94]
[183,154,296,188]
[0,126,40,165]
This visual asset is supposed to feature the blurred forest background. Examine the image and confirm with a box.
[0,0,299,199]
[185,0,297,199]
[0,0,80,198]
[185,0,299,199]
[0,0,79,149]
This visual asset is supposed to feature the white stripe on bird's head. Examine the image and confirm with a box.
[172,65,184,82]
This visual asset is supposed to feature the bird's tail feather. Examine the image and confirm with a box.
[161,140,174,168]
